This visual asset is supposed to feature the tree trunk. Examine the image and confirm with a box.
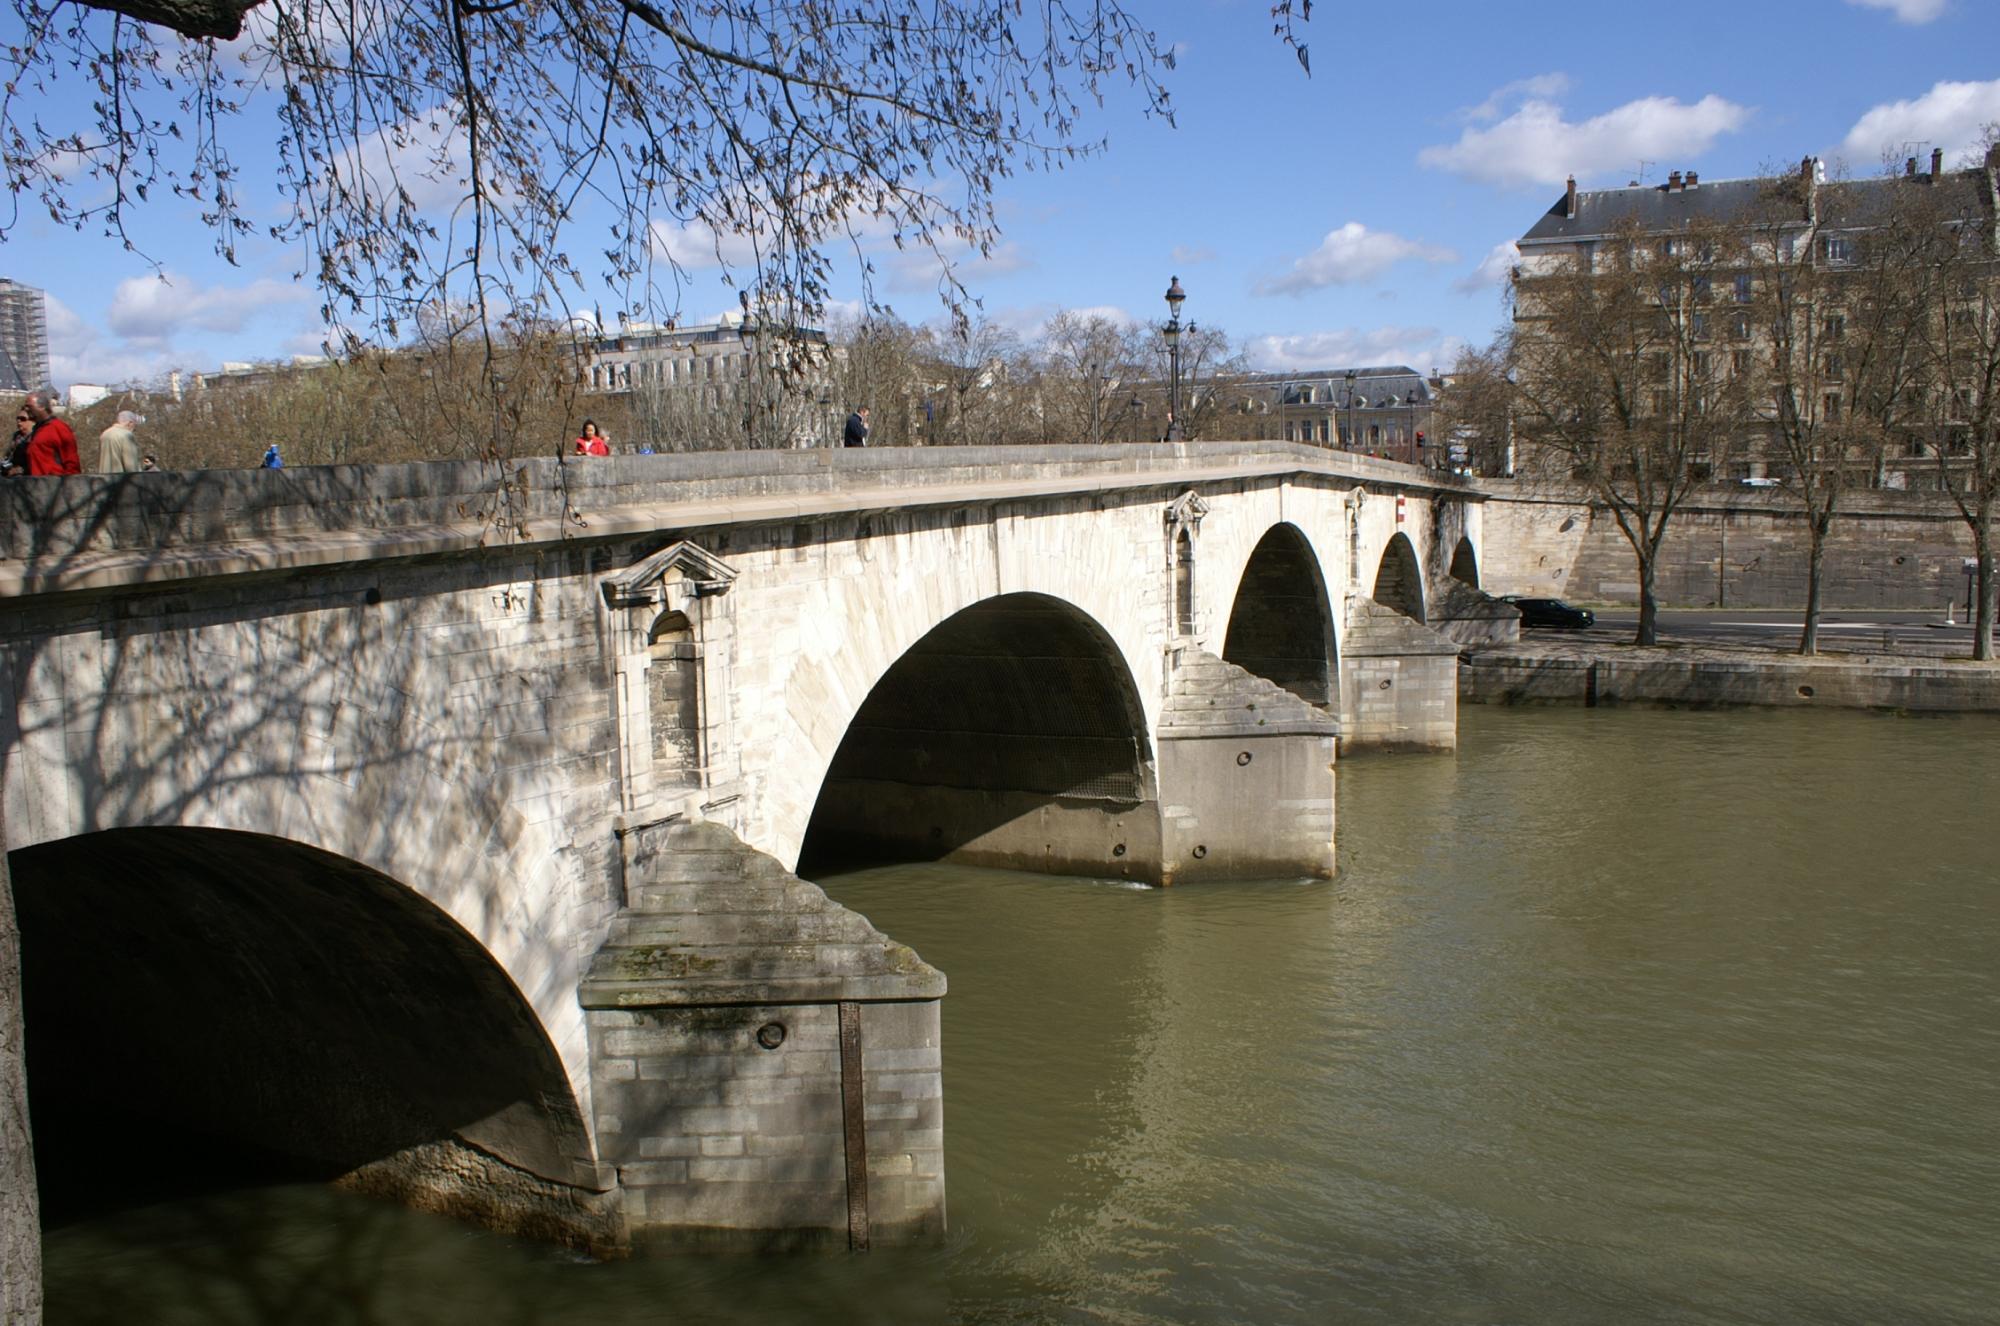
[1799,519,1828,656]
[1978,537,1994,663]
[1635,555,1659,646]
[1,817,42,1326]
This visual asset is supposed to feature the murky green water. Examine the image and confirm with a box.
[42,708,2000,1323]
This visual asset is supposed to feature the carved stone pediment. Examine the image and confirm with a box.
[602,540,739,609]
[1164,489,1209,535]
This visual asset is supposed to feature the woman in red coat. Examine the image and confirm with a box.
[21,388,80,475]
[573,420,611,457]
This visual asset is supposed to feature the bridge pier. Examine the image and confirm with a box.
[1155,651,1339,884]
[1337,597,1463,753]
[581,820,946,1248]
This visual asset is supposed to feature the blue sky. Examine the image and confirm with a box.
[11,0,2000,387]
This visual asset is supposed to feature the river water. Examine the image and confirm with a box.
[40,707,2000,1324]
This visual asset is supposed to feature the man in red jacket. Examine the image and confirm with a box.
[21,388,80,476]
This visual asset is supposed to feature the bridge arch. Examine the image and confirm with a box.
[1220,521,1337,709]
[8,827,614,1246]
[1373,531,1427,622]
[798,592,1158,879]
[1449,536,1480,588]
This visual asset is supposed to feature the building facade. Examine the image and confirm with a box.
[1238,366,1437,463]
[1512,148,2000,489]
[0,279,52,393]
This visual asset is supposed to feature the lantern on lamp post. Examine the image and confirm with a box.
[1163,276,1192,442]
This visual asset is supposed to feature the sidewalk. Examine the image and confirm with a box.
[1460,631,2000,713]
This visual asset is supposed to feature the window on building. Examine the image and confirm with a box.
[1823,393,1842,421]
[1693,276,1712,303]
[1299,386,1315,405]
[1733,349,1753,377]
[1823,354,1844,382]
[1692,313,1710,341]
[1824,235,1854,264]
[1731,313,1751,341]
[1735,274,1754,303]
[1650,389,1672,415]
[1823,314,1845,341]
[1694,351,1714,378]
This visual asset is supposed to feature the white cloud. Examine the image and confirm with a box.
[1419,89,1751,188]
[1454,241,1521,295]
[1846,0,1948,23]
[1244,325,1460,375]
[886,239,1032,294]
[648,217,766,271]
[106,271,310,344]
[1841,79,2000,168]
[1465,73,1571,124]
[985,303,1136,341]
[1170,244,1217,265]
[44,295,172,388]
[1258,224,1456,296]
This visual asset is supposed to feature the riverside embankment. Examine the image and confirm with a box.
[1462,632,2000,713]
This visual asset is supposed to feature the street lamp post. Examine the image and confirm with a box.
[1343,369,1357,451]
[1163,276,1191,442]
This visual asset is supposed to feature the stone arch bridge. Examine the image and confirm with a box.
[0,442,1517,1264]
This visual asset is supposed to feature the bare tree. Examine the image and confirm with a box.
[1511,217,1745,644]
[1037,312,1140,444]
[4,1,1184,350]
[1906,137,2000,657]
[927,317,1024,446]
[1738,163,1905,654]
[1433,334,1517,476]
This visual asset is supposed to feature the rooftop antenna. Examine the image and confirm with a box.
[1634,159,1655,186]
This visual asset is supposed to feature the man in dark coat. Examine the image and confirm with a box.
[843,406,870,448]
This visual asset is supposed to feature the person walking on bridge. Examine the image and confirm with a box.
[843,405,870,448]
[98,410,143,472]
[21,388,80,476]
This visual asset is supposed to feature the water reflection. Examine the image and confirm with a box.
[40,707,2000,1324]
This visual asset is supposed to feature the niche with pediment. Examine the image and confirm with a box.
[602,540,738,811]
[1164,489,1209,639]
[647,611,702,787]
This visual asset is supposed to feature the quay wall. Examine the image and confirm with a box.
[1476,485,1980,612]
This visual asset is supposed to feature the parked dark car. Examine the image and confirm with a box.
[1501,596,1595,629]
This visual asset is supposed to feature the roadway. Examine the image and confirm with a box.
[1562,608,1984,659]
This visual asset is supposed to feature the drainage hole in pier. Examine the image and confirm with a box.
[1191,844,1208,860]
[1379,678,1393,689]
[1236,751,1253,766]
[1798,685,1816,699]
[1111,843,1127,858]
[757,1022,787,1050]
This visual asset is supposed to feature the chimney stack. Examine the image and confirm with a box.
[1932,147,1944,178]
[1564,175,1577,218]
[1667,170,1683,191]
[1907,157,1919,177]
[1686,170,1699,188]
